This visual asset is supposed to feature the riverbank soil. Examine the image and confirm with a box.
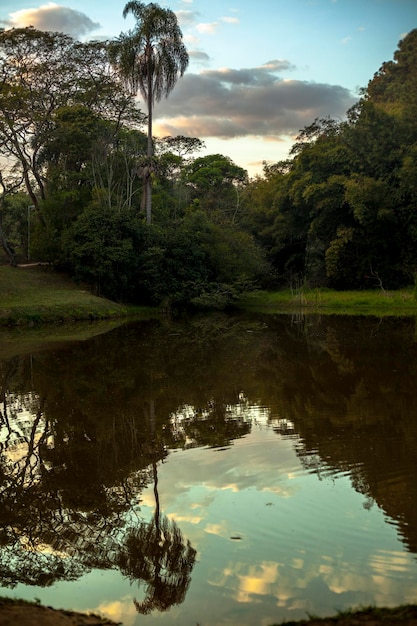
[0,599,120,626]
[1,602,417,626]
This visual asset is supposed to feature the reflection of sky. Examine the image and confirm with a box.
[0,392,52,485]
[122,409,417,624]
[7,403,417,626]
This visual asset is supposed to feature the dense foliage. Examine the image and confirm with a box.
[0,22,416,304]
[243,29,417,290]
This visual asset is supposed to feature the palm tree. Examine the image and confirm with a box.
[110,1,189,224]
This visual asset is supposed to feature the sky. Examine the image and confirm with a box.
[0,0,416,176]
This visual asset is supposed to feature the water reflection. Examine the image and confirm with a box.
[1,313,417,623]
[0,353,196,608]
[263,315,417,554]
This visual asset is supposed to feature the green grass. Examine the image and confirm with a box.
[238,286,417,316]
[0,264,154,326]
[3,264,417,326]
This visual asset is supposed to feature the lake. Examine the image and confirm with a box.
[1,312,417,625]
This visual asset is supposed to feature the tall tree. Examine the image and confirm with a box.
[0,167,23,265]
[109,1,189,224]
[0,27,140,226]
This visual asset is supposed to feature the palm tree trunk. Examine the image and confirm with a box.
[145,62,153,225]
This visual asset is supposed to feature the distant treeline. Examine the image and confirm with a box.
[1,26,416,307]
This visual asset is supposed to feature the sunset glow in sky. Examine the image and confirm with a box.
[1,0,416,175]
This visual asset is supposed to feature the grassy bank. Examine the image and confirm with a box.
[238,286,417,316]
[2,264,417,326]
[0,264,153,326]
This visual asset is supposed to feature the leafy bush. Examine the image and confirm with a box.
[63,203,145,301]
[134,210,267,307]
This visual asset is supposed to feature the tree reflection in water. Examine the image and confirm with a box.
[0,359,197,614]
[2,311,417,615]
[118,514,196,614]
[116,398,197,614]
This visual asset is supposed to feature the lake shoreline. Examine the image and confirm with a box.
[1,599,417,626]
[1,265,417,326]
[276,604,417,625]
[0,597,120,625]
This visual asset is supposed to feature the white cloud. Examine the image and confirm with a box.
[221,16,239,24]
[176,9,199,26]
[8,3,100,38]
[196,22,218,34]
[184,34,199,44]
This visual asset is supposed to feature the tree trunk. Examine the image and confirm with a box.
[145,60,153,225]
[0,210,16,266]
[145,177,152,225]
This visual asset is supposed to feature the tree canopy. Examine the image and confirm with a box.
[1,25,416,302]
[242,29,417,290]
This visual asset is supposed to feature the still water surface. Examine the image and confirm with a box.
[1,313,417,625]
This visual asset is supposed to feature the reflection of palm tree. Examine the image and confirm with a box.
[117,514,196,614]
[117,398,196,614]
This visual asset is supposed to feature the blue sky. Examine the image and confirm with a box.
[1,0,416,175]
